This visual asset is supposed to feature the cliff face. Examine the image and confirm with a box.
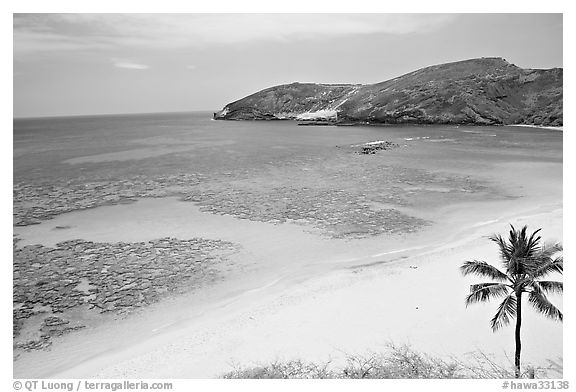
[214,58,563,126]
[216,83,361,121]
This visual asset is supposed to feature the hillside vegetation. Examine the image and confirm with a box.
[214,58,562,126]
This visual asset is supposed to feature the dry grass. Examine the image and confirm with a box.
[221,344,561,379]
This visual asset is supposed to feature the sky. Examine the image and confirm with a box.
[13,13,563,118]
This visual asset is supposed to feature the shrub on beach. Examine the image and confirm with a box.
[222,359,333,379]
[221,344,559,379]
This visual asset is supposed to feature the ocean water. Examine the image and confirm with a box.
[14,111,563,240]
[14,111,390,182]
[13,111,563,250]
[13,111,561,184]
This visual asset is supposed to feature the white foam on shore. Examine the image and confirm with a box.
[404,136,430,141]
[371,245,425,257]
[509,124,563,131]
[471,219,499,227]
[350,140,390,147]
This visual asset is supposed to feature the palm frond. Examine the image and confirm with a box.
[538,242,563,259]
[489,225,542,275]
[460,261,509,282]
[528,283,563,321]
[533,255,563,278]
[523,242,563,276]
[525,227,542,253]
[490,293,517,331]
[465,283,511,306]
[509,225,541,275]
[489,233,513,268]
[530,241,563,276]
[535,281,563,295]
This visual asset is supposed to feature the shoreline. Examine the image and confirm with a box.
[216,116,563,131]
[507,124,563,131]
[55,201,563,378]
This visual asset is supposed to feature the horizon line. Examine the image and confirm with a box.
[13,109,218,121]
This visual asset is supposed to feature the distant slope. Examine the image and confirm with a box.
[214,58,562,126]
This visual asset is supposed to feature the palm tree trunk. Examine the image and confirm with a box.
[515,291,522,378]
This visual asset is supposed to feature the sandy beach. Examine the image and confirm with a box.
[63,206,563,378]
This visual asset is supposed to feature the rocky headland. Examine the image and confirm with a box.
[214,57,562,126]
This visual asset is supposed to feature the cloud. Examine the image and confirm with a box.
[14,13,456,55]
[185,65,196,70]
[111,58,150,70]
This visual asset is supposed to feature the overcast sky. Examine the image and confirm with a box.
[13,13,562,118]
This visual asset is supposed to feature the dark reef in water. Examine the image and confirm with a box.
[214,57,562,127]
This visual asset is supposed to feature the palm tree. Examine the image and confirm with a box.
[460,225,563,378]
